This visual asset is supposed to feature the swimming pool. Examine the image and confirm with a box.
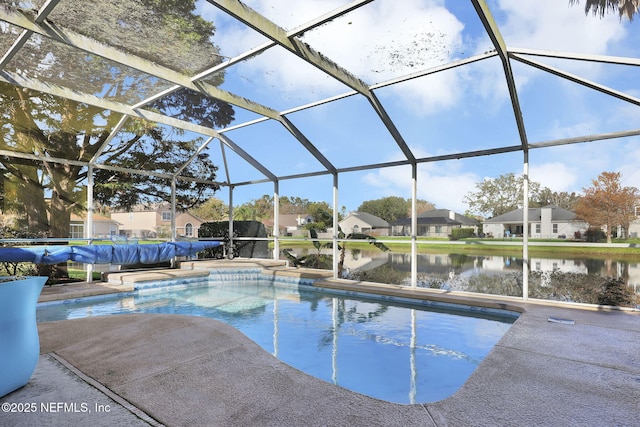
[37,280,517,404]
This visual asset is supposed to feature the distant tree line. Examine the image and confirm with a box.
[463,171,639,243]
[188,170,640,244]
[463,173,581,218]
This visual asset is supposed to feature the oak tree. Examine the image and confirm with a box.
[463,173,543,218]
[358,196,435,223]
[534,188,582,211]
[0,0,234,237]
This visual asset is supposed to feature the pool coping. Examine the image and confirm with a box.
[7,259,639,426]
[45,258,635,315]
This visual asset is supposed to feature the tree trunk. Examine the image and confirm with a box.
[12,174,49,235]
[49,190,71,239]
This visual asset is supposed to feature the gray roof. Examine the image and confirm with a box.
[483,205,577,223]
[393,216,459,226]
[342,212,389,228]
[391,209,479,226]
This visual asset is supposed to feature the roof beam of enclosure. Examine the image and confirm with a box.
[217,134,277,182]
[207,0,371,93]
[278,117,337,174]
[508,48,640,67]
[511,54,640,107]
[207,0,416,164]
[219,141,232,184]
[0,71,264,182]
[0,6,286,184]
[371,51,499,90]
[223,51,498,141]
[0,147,176,181]
[0,69,277,184]
[234,144,528,185]
[223,51,497,137]
[0,70,221,138]
[0,0,60,68]
[196,0,375,81]
[136,3,377,174]
[89,115,130,164]
[472,0,529,151]
[173,136,217,179]
[529,128,640,149]
[0,146,230,187]
[0,6,281,121]
[0,148,87,168]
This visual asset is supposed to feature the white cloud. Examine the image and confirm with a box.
[205,0,467,112]
[546,120,597,141]
[363,165,480,213]
[361,153,479,213]
[200,0,637,211]
[242,0,346,30]
[301,0,466,113]
[494,0,627,92]
[617,138,640,189]
[529,162,578,192]
[497,0,626,55]
[205,0,629,112]
[465,0,627,112]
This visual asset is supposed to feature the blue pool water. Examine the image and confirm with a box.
[37,280,517,404]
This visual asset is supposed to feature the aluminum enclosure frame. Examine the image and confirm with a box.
[0,0,638,296]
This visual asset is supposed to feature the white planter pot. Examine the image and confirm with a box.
[0,276,47,397]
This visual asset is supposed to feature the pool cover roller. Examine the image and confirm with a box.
[0,241,221,265]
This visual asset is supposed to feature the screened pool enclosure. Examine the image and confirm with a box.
[1,1,639,299]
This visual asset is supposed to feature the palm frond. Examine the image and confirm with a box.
[570,0,639,20]
[347,233,390,252]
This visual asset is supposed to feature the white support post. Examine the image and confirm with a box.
[86,165,94,283]
[170,179,177,267]
[411,164,418,288]
[333,173,339,279]
[273,180,280,260]
[228,186,234,258]
[170,179,177,241]
[522,153,530,300]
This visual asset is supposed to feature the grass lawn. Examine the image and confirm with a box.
[274,236,640,259]
[68,269,102,281]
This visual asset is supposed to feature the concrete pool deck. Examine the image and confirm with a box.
[1,263,639,426]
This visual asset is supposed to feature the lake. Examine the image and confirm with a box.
[283,248,640,306]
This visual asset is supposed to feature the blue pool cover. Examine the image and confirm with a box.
[0,241,221,265]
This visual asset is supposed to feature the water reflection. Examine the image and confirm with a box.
[284,248,640,305]
[351,251,639,285]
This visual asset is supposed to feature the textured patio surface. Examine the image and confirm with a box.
[38,281,134,303]
[1,274,638,426]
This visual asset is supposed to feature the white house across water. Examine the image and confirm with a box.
[482,205,587,239]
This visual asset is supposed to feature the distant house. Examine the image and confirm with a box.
[339,212,389,236]
[482,205,587,238]
[110,203,205,238]
[391,209,480,238]
[263,214,314,237]
[70,213,120,239]
[623,206,640,238]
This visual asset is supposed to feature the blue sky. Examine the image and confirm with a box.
[192,0,640,215]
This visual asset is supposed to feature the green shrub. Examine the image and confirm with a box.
[597,277,638,307]
[450,228,475,241]
[584,227,605,242]
[344,264,409,285]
